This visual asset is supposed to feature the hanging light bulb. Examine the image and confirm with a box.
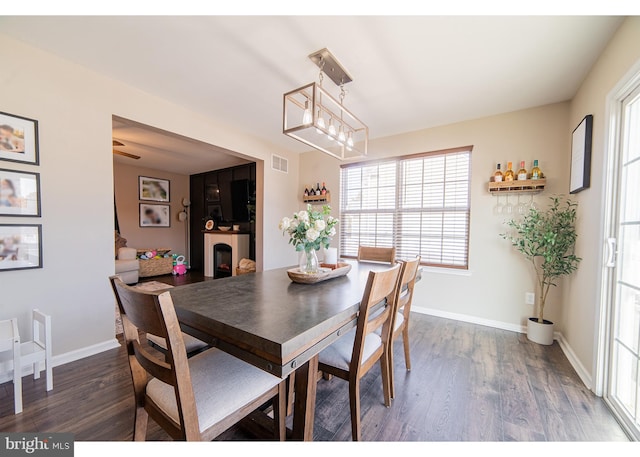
[327,117,336,140]
[315,107,325,134]
[338,124,346,143]
[346,131,354,151]
[302,99,312,125]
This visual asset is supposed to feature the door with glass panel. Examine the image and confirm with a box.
[606,83,640,440]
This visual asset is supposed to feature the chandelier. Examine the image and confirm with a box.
[283,48,368,160]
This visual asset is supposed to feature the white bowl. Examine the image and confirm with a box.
[218,226,231,231]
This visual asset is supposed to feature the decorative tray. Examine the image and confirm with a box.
[287,262,352,284]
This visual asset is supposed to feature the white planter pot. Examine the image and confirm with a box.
[527,318,554,345]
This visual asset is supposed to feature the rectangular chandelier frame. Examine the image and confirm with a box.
[283,82,368,160]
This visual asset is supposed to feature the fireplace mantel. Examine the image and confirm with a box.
[204,232,250,278]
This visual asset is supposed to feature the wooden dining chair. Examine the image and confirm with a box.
[109,275,286,441]
[317,262,402,441]
[357,245,396,264]
[385,256,421,399]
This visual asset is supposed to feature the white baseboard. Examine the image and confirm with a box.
[555,332,593,389]
[411,306,594,391]
[412,305,524,334]
[0,338,121,384]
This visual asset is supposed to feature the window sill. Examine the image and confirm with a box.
[421,266,471,276]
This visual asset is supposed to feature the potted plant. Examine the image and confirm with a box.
[501,195,581,345]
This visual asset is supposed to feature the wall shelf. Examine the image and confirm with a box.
[303,193,331,204]
[488,178,546,194]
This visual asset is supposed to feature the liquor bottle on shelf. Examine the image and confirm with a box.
[531,160,542,180]
[493,164,503,182]
[316,182,321,195]
[504,162,515,181]
[321,182,327,195]
[304,186,309,197]
[309,185,316,196]
[517,161,528,180]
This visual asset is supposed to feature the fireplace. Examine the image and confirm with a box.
[204,232,250,278]
[213,243,232,278]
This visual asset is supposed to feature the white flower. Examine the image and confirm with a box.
[306,228,320,242]
[279,217,291,231]
[297,210,309,222]
[280,205,337,252]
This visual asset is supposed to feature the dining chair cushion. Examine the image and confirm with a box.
[147,347,282,433]
[147,332,208,354]
[318,328,382,371]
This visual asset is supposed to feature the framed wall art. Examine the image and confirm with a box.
[0,111,39,165]
[139,175,170,202]
[570,114,593,194]
[139,203,170,227]
[0,168,41,216]
[0,224,43,271]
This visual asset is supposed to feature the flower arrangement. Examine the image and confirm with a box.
[279,204,338,253]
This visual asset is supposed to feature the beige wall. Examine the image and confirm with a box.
[0,33,300,370]
[113,161,189,260]
[301,102,571,332]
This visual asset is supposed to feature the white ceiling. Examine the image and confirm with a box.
[0,15,626,174]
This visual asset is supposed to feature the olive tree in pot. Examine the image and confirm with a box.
[501,196,581,345]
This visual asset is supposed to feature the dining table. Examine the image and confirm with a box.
[168,259,395,441]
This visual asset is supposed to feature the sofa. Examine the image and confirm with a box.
[114,232,139,284]
[115,247,139,284]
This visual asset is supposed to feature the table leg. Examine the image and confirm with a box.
[291,354,318,441]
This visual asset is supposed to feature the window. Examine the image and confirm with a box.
[340,146,472,269]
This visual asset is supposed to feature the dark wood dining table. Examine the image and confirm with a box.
[168,259,393,441]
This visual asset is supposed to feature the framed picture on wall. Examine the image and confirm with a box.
[139,175,170,202]
[139,203,170,227]
[0,111,39,165]
[0,168,41,216]
[570,114,593,194]
[0,224,43,271]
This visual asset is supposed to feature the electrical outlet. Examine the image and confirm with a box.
[525,292,535,305]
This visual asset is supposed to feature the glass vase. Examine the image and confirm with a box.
[299,249,319,274]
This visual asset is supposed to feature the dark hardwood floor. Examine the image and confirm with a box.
[0,271,631,442]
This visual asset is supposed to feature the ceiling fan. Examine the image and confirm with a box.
[112,139,140,160]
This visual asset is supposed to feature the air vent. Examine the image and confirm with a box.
[272,154,288,173]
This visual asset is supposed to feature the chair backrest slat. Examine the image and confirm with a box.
[397,256,421,319]
[357,246,396,264]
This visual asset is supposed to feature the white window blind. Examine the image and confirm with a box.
[340,147,472,269]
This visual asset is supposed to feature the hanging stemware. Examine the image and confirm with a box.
[493,193,504,216]
[504,193,514,217]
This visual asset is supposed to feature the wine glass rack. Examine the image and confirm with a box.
[303,193,331,204]
[488,178,546,194]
